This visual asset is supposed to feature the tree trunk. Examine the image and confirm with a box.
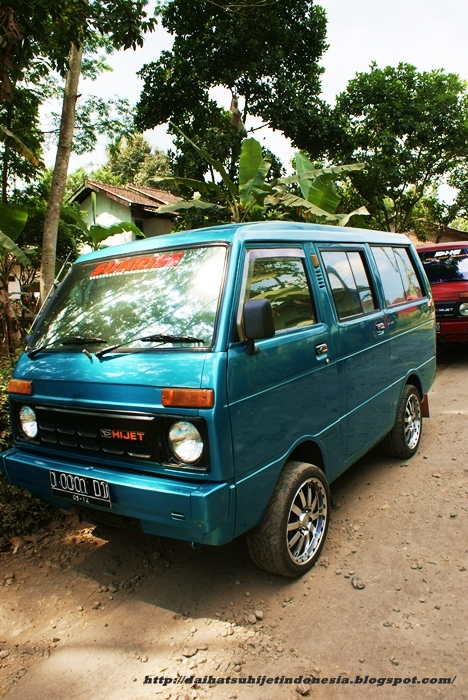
[2,103,12,203]
[0,265,22,354]
[40,42,83,303]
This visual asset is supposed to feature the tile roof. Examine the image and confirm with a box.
[70,180,180,211]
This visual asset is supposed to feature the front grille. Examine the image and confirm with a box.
[435,302,457,318]
[11,402,210,472]
[21,405,157,461]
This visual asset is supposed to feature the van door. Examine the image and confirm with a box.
[370,245,435,394]
[227,247,341,535]
[319,246,393,460]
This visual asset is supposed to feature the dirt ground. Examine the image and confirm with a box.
[0,345,467,700]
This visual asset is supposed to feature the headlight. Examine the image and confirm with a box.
[168,421,203,464]
[19,405,38,439]
[459,302,468,316]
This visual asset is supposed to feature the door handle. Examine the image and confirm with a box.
[375,321,386,335]
[315,343,329,356]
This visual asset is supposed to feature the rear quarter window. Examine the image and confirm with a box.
[372,246,423,306]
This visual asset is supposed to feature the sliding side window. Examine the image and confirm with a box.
[321,250,377,321]
[372,246,423,306]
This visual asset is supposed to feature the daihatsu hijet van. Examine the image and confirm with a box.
[1,222,436,577]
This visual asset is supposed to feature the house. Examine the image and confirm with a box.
[409,227,468,247]
[68,180,181,246]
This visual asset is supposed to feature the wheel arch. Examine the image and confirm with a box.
[405,373,422,399]
[287,440,325,474]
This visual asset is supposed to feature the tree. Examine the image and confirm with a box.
[0,81,45,202]
[0,2,157,301]
[326,63,468,232]
[91,134,173,187]
[135,0,329,153]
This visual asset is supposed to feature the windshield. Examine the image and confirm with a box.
[418,247,468,284]
[31,245,227,352]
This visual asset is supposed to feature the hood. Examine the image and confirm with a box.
[13,350,208,412]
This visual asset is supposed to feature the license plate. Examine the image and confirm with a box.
[436,322,440,333]
[50,470,111,508]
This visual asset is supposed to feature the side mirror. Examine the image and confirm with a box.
[243,299,275,354]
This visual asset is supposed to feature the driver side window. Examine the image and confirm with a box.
[244,251,316,332]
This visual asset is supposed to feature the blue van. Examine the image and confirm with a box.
[0,222,436,577]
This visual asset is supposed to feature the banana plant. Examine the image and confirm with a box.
[152,125,368,225]
[151,128,272,223]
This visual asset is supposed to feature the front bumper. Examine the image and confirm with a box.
[436,319,468,342]
[0,447,235,545]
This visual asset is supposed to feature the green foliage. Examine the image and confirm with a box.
[49,96,135,155]
[1,1,157,87]
[410,192,459,242]
[154,128,368,226]
[13,172,81,266]
[0,81,45,199]
[0,2,157,200]
[94,134,173,187]
[136,0,328,153]
[327,63,468,232]
[0,202,28,241]
[168,109,245,182]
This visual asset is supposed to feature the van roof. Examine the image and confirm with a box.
[77,221,411,263]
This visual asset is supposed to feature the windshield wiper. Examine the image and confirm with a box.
[27,336,108,359]
[95,334,205,359]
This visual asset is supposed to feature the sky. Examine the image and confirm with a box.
[49,0,468,175]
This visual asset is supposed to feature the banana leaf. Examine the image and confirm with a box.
[307,174,341,214]
[149,175,227,203]
[0,230,32,266]
[239,138,264,188]
[0,202,28,241]
[335,206,370,227]
[239,159,272,207]
[0,125,42,167]
[156,200,226,214]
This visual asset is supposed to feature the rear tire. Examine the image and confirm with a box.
[247,461,330,578]
[382,384,422,458]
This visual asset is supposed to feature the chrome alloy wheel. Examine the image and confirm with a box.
[404,393,421,450]
[286,477,328,565]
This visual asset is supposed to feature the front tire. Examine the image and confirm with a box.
[382,384,422,458]
[247,461,330,578]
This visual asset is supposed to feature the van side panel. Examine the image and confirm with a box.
[227,327,344,535]
[369,245,436,408]
[386,302,436,396]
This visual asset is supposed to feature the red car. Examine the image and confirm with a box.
[417,242,468,342]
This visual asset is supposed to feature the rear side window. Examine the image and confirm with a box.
[243,251,316,332]
[372,247,423,306]
[321,250,377,321]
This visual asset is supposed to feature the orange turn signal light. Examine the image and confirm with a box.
[162,388,214,409]
[7,379,33,395]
